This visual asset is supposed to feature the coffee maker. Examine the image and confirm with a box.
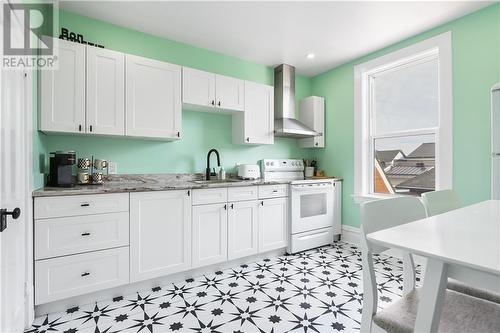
[49,151,76,187]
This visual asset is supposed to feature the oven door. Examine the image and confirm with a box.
[290,182,334,234]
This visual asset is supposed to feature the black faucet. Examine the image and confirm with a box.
[206,149,221,180]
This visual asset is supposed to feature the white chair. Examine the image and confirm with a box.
[422,189,500,304]
[360,196,500,333]
[421,189,461,216]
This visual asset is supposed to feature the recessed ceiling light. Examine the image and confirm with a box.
[306,53,315,59]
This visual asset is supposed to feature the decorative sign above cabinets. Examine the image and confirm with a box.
[59,28,105,48]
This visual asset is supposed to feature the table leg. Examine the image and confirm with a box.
[414,258,448,333]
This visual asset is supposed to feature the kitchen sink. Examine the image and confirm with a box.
[191,179,242,184]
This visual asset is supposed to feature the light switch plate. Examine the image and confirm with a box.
[108,162,117,174]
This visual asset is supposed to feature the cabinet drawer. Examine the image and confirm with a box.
[258,185,289,199]
[35,193,129,219]
[228,186,258,202]
[192,188,227,205]
[35,212,129,260]
[35,247,129,305]
[289,227,333,254]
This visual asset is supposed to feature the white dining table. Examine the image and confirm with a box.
[367,200,500,333]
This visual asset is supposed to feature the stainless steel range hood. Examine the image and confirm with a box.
[274,64,319,138]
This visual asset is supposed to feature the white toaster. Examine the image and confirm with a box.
[237,164,261,180]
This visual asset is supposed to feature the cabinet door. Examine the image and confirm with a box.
[86,46,125,135]
[243,81,274,144]
[40,38,85,133]
[228,201,258,260]
[192,204,227,268]
[215,74,244,111]
[259,197,287,252]
[182,67,216,109]
[130,190,191,282]
[126,55,181,139]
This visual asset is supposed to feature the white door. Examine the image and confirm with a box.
[126,55,181,139]
[86,46,125,135]
[40,37,85,133]
[192,204,227,268]
[227,201,258,260]
[244,81,274,144]
[215,74,244,111]
[182,67,216,108]
[0,8,30,331]
[258,198,287,252]
[130,190,191,282]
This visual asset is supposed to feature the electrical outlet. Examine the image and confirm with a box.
[108,162,118,174]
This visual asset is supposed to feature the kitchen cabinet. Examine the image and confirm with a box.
[227,200,259,260]
[129,190,191,282]
[299,96,325,148]
[258,197,288,252]
[232,81,274,145]
[40,38,86,133]
[215,74,244,111]
[182,67,244,112]
[125,54,182,140]
[192,203,228,268]
[86,46,125,135]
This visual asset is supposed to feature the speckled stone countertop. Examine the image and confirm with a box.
[32,173,312,197]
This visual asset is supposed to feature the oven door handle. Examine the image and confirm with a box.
[291,185,332,192]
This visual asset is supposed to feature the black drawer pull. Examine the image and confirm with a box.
[81,232,90,236]
[230,204,234,209]
[272,190,278,193]
[81,272,90,277]
[261,201,264,206]
[80,203,90,207]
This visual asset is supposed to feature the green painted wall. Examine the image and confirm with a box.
[34,10,313,186]
[311,4,500,228]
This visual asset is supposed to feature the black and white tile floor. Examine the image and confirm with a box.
[26,241,420,333]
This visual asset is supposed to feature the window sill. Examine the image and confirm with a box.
[351,193,396,204]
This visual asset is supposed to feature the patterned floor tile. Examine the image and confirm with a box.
[26,241,412,333]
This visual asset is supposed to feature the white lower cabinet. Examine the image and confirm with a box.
[192,204,228,268]
[258,197,288,252]
[129,190,192,282]
[35,247,129,305]
[227,201,259,260]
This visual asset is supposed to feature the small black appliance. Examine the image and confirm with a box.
[49,151,76,187]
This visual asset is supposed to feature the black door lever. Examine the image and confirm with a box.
[0,207,21,232]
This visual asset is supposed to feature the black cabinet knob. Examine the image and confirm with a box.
[211,100,215,106]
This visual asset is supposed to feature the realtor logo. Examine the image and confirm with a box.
[2,1,58,69]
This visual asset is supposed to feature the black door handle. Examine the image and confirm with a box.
[0,208,21,232]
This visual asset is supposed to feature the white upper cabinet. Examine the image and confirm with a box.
[182,67,216,108]
[227,200,258,260]
[182,67,244,112]
[215,74,244,111]
[129,190,191,283]
[299,96,325,148]
[86,47,125,136]
[40,38,86,133]
[125,55,181,139]
[233,81,274,145]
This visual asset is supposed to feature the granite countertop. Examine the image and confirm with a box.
[32,174,282,197]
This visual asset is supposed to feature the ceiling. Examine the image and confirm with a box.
[60,1,492,77]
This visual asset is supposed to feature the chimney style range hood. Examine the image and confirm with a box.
[274,64,320,138]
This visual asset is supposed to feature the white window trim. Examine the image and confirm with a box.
[353,31,453,204]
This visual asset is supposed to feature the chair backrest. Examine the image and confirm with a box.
[421,189,462,217]
[360,196,427,332]
[360,196,427,253]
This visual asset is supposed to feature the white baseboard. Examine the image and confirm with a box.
[340,225,425,265]
[341,225,360,245]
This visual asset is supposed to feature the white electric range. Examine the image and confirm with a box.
[259,159,341,254]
